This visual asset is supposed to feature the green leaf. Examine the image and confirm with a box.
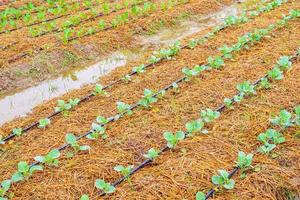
[224,179,235,190]
[11,172,23,183]
[80,194,89,200]
[175,131,185,140]
[18,161,29,173]
[66,133,77,144]
[79,145,90,151]
[196,191,205,200]
[212,175,222,185]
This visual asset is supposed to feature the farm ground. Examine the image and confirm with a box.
[0,0,300,199]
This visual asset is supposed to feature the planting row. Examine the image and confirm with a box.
[197,103,300,199]
[0,8,298,199]
[0,0,288,145]
[79,48,299,199]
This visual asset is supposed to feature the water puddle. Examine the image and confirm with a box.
[0,2,242,125]
[0,53,126,125]
[137,4,241,47]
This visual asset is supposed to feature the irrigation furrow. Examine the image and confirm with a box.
[1,0,285,144]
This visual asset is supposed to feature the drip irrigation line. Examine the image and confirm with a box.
[95,50,300,198]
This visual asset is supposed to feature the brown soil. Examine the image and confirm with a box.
[0,0,299,199]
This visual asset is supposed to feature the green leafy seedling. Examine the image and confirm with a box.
[0,180,11,199]
[13,128,23,136]
[276,56,291,70]
[144,148,160,160]
[235,151,253,170]
[196,191,205,200]
[80,194,89,200]
[163,131,185,148]
[117,101,132,115]
[185,119,204,136]
[93,84,107,96]
[87,123,107,140]
[38,118,51,129]
[11,161,43,183]
[34,149,60,166]
[66,133,90,152]
[270,109,293,129]
[212,169,235,190]
[237,81,255,96]
[200,109,220,123]
[114,165,133,181]
[138,89,157,108]
[95,179,115,194]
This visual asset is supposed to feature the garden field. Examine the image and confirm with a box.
[0,0,299,199]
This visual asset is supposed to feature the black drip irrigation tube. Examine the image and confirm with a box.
[93,51,300,198]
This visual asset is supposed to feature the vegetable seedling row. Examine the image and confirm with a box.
[0,5,296,198]
[94,49,299,199]
[1,0,283,143]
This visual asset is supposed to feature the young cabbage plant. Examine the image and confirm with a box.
[276,56,291,70]
[13,128,23,136]
[295,106,300,125]
[87,123,107,140]
[236,81,256,96]
[200,109,220,123]
[95,179,115,194]
[144,148,160,160]
[138,89,157,108]
[185,119,204,136]
[80,194,89,200]
[163,131,185,148]
[0,180,11,199]
[96,116,109,124]
[121,74,131,83]
[117,101,133,115]
[11,161,43,183]
[38,118,51,129]
[270,109,293,129]
[211,169,235,190]
[196,191,205,200]
[55,99,71,113]
[65,133,90,152]
[207,56,225,69]
[132,64,145,74]
[267,67,283,80]
[114,165,133,181]
[219,45,233,59]
[258,129,285,154]
[34,149,60,166]
[188,39,198,49]
[93,84,107,96]
[224,98,233,109]
[236,151,253,169]
[259,77,271,89]
[172,82,179,93]
[182,67,197,81]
